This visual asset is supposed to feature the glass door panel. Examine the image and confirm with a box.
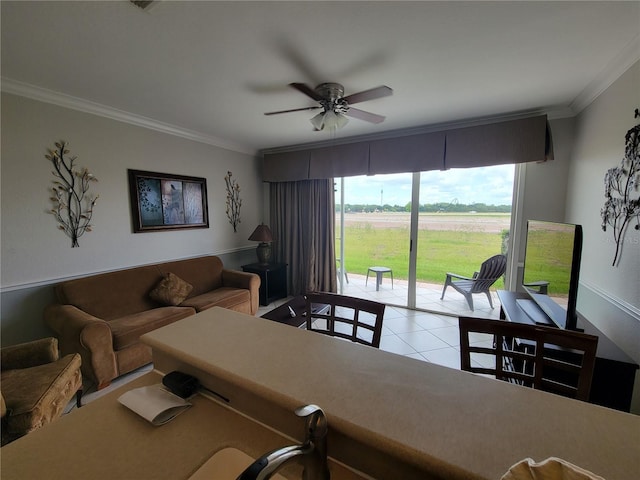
[336,173,413,308]
[414,165,514,317]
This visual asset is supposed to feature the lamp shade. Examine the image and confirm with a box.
[310,111,349,131]
[248,224,272,242]
[310,112,326,130]
[249,224,273,264]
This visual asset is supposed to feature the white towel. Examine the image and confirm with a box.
[118,384,192,426]
[501,457,605,480]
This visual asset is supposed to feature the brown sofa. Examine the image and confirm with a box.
[44,256,260,389]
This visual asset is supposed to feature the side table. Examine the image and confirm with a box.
[241,262,287,306]
[366,266,394,291]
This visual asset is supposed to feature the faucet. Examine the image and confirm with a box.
[237,404,330,480]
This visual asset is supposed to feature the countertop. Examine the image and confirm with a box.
[143,308,640,479]
[0,371,363,480]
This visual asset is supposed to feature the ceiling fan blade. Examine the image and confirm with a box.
[264,106,321,116]
[289,83,324,101]
[343,85,393,105]
[345,107,386,124]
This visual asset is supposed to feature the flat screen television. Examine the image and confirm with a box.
[520,220,583,330]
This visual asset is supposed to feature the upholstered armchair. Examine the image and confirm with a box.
[1,337,82,446]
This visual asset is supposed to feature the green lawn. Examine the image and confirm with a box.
[340,224,506,289]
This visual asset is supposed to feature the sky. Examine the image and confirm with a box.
[339,164,516,206]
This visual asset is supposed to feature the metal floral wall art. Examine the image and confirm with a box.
[600,110,639,266]
[46,141,98,248]
[225,171,242,232]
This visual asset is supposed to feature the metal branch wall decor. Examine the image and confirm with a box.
[46,141,98,247]
[225,171,242,232]
[600,110,640,266]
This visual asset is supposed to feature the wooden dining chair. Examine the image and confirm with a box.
[304,292,385,348]
[458,316,598,401]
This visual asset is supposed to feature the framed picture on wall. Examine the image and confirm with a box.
[128,169,209,233]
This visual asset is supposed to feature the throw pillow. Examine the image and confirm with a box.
[149,272,193,306]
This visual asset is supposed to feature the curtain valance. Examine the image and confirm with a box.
[262,115,553,182]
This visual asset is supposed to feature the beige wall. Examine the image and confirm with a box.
[567,61,640,307]
[522,117,575,224]
[1,93,262,286]
[566,61,640,412]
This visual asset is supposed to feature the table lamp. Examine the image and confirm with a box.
[248,223,273,264]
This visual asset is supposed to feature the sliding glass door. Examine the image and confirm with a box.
[336,164,514,317]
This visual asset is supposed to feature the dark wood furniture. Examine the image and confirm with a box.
[497,289,638,411]
[304,292,386,348]
[241,263,287,306]
[459,316,598,401]
[261,296,329,328]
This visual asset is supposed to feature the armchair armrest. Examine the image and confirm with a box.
[44,304,117,387]
[1,338,59,371]
[445,272,475,281]
[221,269,261,315]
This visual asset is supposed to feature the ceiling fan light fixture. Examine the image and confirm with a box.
[268,82,391,131]
[310,110,349,131]
[310,112,326,130]
[335,112,349,129]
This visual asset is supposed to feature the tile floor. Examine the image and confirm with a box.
[258,273,502,371]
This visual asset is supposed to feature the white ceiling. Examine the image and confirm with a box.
[2,1,639,154]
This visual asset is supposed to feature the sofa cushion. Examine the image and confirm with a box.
[55,265,163,320]
[108,307,194,350]
[180,287,250,312]
[158,256,224,297]
[149,273,193,306]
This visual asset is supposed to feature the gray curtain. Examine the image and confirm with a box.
[270,179,337,296]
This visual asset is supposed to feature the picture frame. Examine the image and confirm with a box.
[128,169,209,233]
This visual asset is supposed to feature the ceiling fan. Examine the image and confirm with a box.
[264,83,393,131]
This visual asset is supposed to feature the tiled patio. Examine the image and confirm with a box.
[337,272,502,319]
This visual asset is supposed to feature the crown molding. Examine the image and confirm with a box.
[570,34,640,114]
[1,77,257,156]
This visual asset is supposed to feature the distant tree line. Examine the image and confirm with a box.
[337,202,512,213]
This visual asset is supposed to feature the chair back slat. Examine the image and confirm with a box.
[459,316,598,401]
[305,292,385,348]
[470,254,507,293]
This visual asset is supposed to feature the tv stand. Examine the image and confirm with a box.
[497,290,638,412]
[514,298,554,326]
